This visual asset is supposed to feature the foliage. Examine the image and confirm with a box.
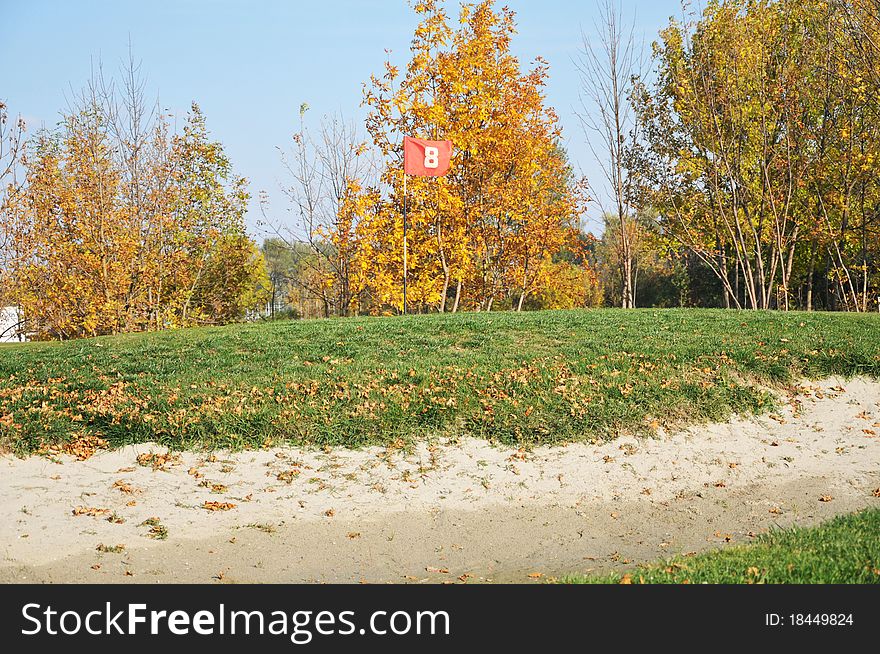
[358,0,593,314]
[3,89,269,339]
[633,0,880,312]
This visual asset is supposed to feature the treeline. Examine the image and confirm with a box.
[0,65,269,340]
[3,0,879,341]
[263,0,880,318]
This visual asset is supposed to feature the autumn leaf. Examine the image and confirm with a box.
[72,506,110,517]
[112,480,138,494]
[203,501,236,512]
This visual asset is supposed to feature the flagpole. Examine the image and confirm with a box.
[403,167,408,316]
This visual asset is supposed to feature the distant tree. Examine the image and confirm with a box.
[269,106,373,318]
[0,99,26,313]
[576,0,645,308]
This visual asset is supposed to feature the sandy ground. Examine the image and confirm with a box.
[1,377,878,584]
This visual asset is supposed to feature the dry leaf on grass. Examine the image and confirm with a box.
[40,435,108,461]
[137,452,181,471]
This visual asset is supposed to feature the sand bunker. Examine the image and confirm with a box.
[1,377,878,583]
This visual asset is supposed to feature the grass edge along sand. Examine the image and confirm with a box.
[561,508,880,584]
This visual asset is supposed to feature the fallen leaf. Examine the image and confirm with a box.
[112,480,138,494]
[819,495,833,502]
[203,501,236,512]
[72,506,110,517]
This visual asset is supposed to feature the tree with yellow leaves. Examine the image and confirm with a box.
[5,67,269,339]
[360,0,594,313]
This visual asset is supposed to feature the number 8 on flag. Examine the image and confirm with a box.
[404,136,453,177]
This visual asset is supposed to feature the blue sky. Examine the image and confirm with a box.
[1,0,687,236]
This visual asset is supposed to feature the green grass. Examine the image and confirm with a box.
[562,508,880,584]
[1,308,879,454]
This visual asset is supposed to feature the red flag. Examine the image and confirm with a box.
[403,136,453,177]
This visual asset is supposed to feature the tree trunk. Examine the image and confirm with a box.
[452,279,462,313]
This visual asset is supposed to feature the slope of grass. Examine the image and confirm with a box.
[1,308,878,454]
[562,508,880,584]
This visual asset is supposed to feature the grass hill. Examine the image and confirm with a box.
[1,309,879,455]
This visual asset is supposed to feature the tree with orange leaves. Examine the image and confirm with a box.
[360,0,594,313]
[6,75,269,339]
